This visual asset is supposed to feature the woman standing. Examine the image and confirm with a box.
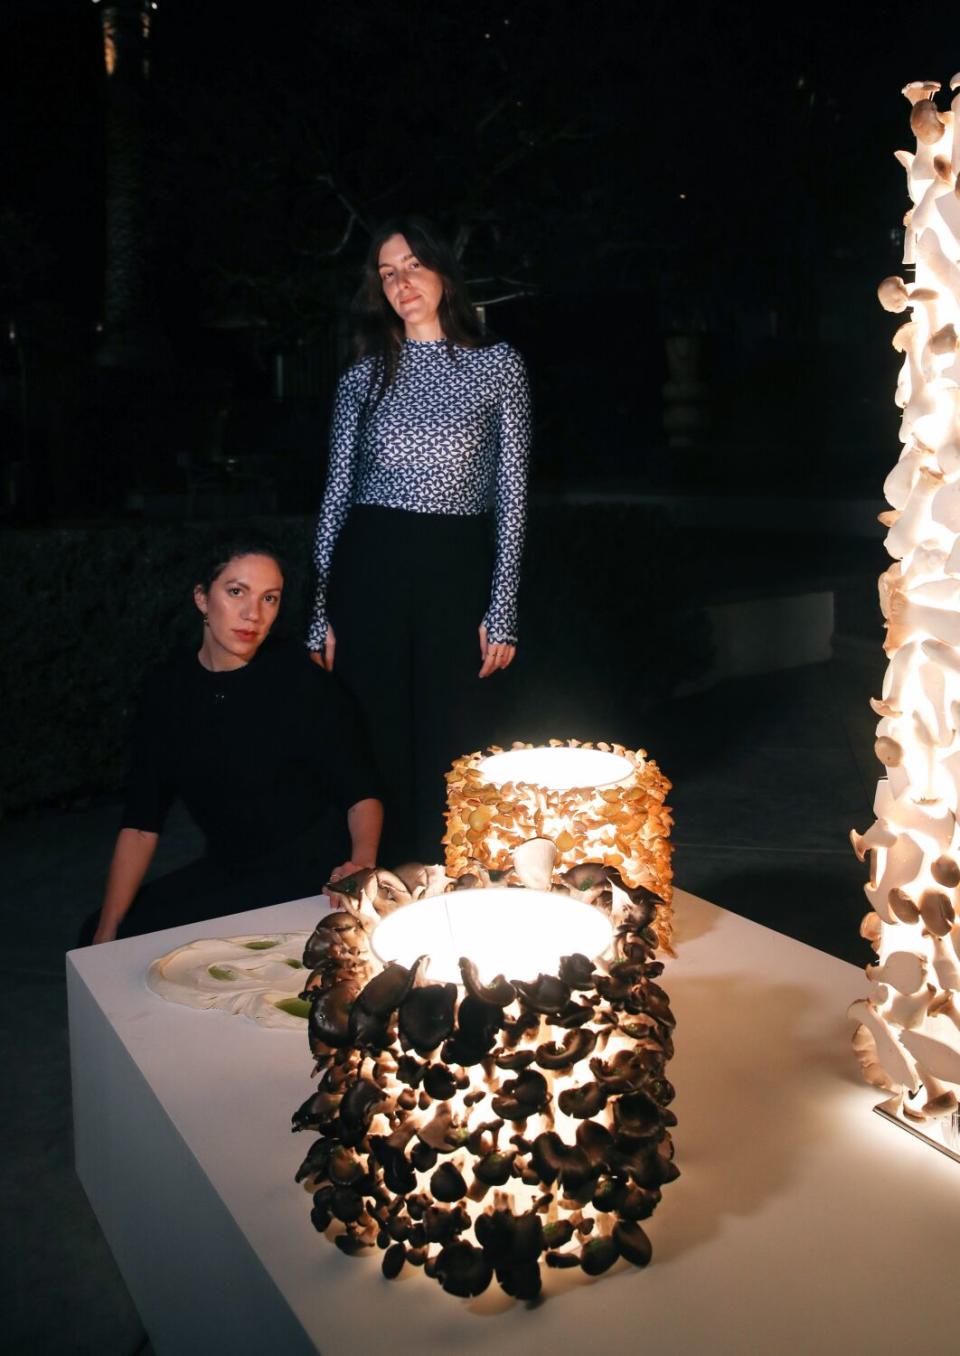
[308,217,531,864]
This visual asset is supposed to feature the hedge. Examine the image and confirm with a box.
[0,504,698,814]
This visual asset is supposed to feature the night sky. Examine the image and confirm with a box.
[4,2,955,313]
[3,0,960,506]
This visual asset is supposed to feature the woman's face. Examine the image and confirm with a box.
[378,233,445,338]
[194,553,284,669]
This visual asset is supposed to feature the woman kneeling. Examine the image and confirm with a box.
[86,541,382,944]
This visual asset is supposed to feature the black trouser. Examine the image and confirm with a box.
[329,505,503,866]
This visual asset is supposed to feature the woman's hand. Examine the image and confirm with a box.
[328,860,370,885]
[91,921,118,945]
[478,623,516,678]
[309,623,336,671]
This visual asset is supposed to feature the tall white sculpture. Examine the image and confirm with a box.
[851,77,960,1152]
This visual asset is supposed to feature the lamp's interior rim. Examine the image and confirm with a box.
[477,746,635,791]
[370,886,614,980]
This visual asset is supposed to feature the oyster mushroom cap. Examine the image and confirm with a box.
[398,982,458,1055]
[318,911,371,947]
[474,1208,544,1263]
[382,1243,406,1278]
[356,960,419,1017]
[903,80,942,105]
[580,1234,620,1276]
[418,1103,457,1151]
[614,1220,653,1268]
[390,862,429,893]
[458,956,515,1007]
[491,1069,551,1121]
[920,889,956,936]
[891,321,918,353]
[512,837,559,890]
[859,910,883,952]
[560,863,611,904]
[370,869,413,917]
[324,867,378,908]
[454,993,503,1050]
[878,276,910,313]
[513,974,571,1013]
[347,1003,392,1052]
[423,1063,458,1101]
[472,1150,516,1185]
[535,1026,598,1070]
[614,1089,665,1139]
[558,1081,607,1119]
[559,952,596,989]
[308,979,362,1048]
[932,854,960,887]
[430,1162,467,1203]
[432,1242,493,1298]
[576,1119,614,1165]
[911,98,947,144]
[337,1078,389,1148]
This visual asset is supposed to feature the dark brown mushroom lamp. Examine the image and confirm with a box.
[292,827,679,1301]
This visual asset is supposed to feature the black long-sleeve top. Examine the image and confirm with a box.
[121,639,381,866]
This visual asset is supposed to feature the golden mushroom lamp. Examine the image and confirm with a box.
[291,841,679,1301]
[851,73,960,1162]
[445,741,674,950]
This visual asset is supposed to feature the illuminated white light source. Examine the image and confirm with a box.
[477,745,633,790]
[371,886,613,984]
[851,76,960,1148]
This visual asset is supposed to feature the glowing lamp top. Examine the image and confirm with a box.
[477,746,633,791]
[371,886,613,985]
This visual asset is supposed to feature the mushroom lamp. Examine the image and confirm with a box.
[445,740,674,950]
[292,842,679,1300]
[851,74,960,1160]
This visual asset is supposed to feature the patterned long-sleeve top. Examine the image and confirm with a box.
[307,337,531,651]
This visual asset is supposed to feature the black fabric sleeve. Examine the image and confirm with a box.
[308,667,384,813]
[119,671,176,834]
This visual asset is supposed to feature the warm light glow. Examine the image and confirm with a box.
[851,77,960,1134]
[445,740,674,950]
[477,746,633,791]
[371,886,614,984]
[293,846,679,1299]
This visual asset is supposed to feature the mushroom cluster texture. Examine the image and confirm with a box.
[292,842,678,1301]
[851,76,960,1136]
[444,741,674,952]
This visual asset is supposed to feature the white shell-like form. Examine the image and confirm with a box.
[868,950,928,994]
[901,1017,960,1084]
[512,836,559,891]
[849,999,919,1092]
[146,933,312,1028]
[853,79,960,1104]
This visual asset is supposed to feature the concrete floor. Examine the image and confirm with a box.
[2,635,885,1353]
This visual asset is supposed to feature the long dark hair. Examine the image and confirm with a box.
[352,216,491,400]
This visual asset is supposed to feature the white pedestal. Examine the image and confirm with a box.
[68,892,960,1356]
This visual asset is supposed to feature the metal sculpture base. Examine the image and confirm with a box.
[874,1095,960,1164]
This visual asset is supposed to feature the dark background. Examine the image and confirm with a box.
[0,0,944,519]
[0,0,947,823]
[3,10,952,1345]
